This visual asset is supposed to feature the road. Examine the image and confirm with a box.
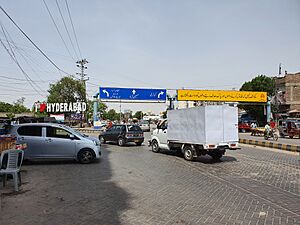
[239,133,300,146]
[1,133,300,225]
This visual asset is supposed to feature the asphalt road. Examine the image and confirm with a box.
[239,132,300,145]
[1,133,300,225]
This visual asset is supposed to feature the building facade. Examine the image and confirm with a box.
[274,72,300,113]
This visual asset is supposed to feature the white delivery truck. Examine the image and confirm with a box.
[149,105,238,160]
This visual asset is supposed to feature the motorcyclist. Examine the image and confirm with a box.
[264,123,271,137]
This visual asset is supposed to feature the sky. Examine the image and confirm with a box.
[0,0,300,114]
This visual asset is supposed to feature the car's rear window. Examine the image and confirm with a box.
[127,125,142,131]
[17,126,42,137]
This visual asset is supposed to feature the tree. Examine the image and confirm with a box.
[133,111,143,120]
[240,75,275,124]
[86,100,108,120]
[47,77,85,103]
[103,109,120,121]
[0,98,30,114]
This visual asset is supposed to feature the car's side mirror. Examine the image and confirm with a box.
[69,134,75,140]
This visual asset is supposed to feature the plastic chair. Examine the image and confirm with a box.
[0,149,24,192]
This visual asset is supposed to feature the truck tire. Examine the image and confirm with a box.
[152,140,160,153]
[183,146,193,161]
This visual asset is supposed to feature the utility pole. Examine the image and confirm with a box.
[76,59,89,127]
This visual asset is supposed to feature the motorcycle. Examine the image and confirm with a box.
[264,128,279,141]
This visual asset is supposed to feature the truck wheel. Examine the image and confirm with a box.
[152,140,160,153]
[183,146,193,161]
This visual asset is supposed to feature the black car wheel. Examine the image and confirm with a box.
[118,137,125,146]
[152,140,160,153]
[78,149,95,164]
[99,136,106,144]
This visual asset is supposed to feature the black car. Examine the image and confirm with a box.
[99,124,144,146]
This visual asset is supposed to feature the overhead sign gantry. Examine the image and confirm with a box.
[177,90,267,103]
[99,87,167,102]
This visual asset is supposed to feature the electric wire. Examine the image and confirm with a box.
[0,31,46,97]
[0,75,55,82]
[65,0,82,58]
[42,0,75,61]
[0,6,72,76]
[55,0,79,60]
[0,22,47,94]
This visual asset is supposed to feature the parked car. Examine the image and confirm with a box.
[99,124,144,146]
[139,120,151,132]
[238,120,258,133]
[8,123,101,163]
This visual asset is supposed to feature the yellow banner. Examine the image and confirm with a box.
[177,90,267,102]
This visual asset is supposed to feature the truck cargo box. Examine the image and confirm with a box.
[167,105,238,145]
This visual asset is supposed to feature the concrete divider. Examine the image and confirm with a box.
[239,138,300,152]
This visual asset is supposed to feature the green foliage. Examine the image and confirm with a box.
[0,102,13,112]
[86,100,108,120]
[0,97,30,114]
[47,77,85,103]
[240,75,275,124]
[240,75,275,95]
[133,111,143,120]
[6,113,15,119]
[102,109,120,121]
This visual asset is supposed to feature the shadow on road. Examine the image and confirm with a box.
[156,149,237,164]
[0,145,130,225]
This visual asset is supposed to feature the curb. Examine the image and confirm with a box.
[239,138,300,152]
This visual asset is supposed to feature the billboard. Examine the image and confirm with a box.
[99,87,167,102]
[177,90,267,102]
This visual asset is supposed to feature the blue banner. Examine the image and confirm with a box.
[99,87,166,102]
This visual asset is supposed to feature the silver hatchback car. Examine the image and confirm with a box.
[8,123,101,163]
